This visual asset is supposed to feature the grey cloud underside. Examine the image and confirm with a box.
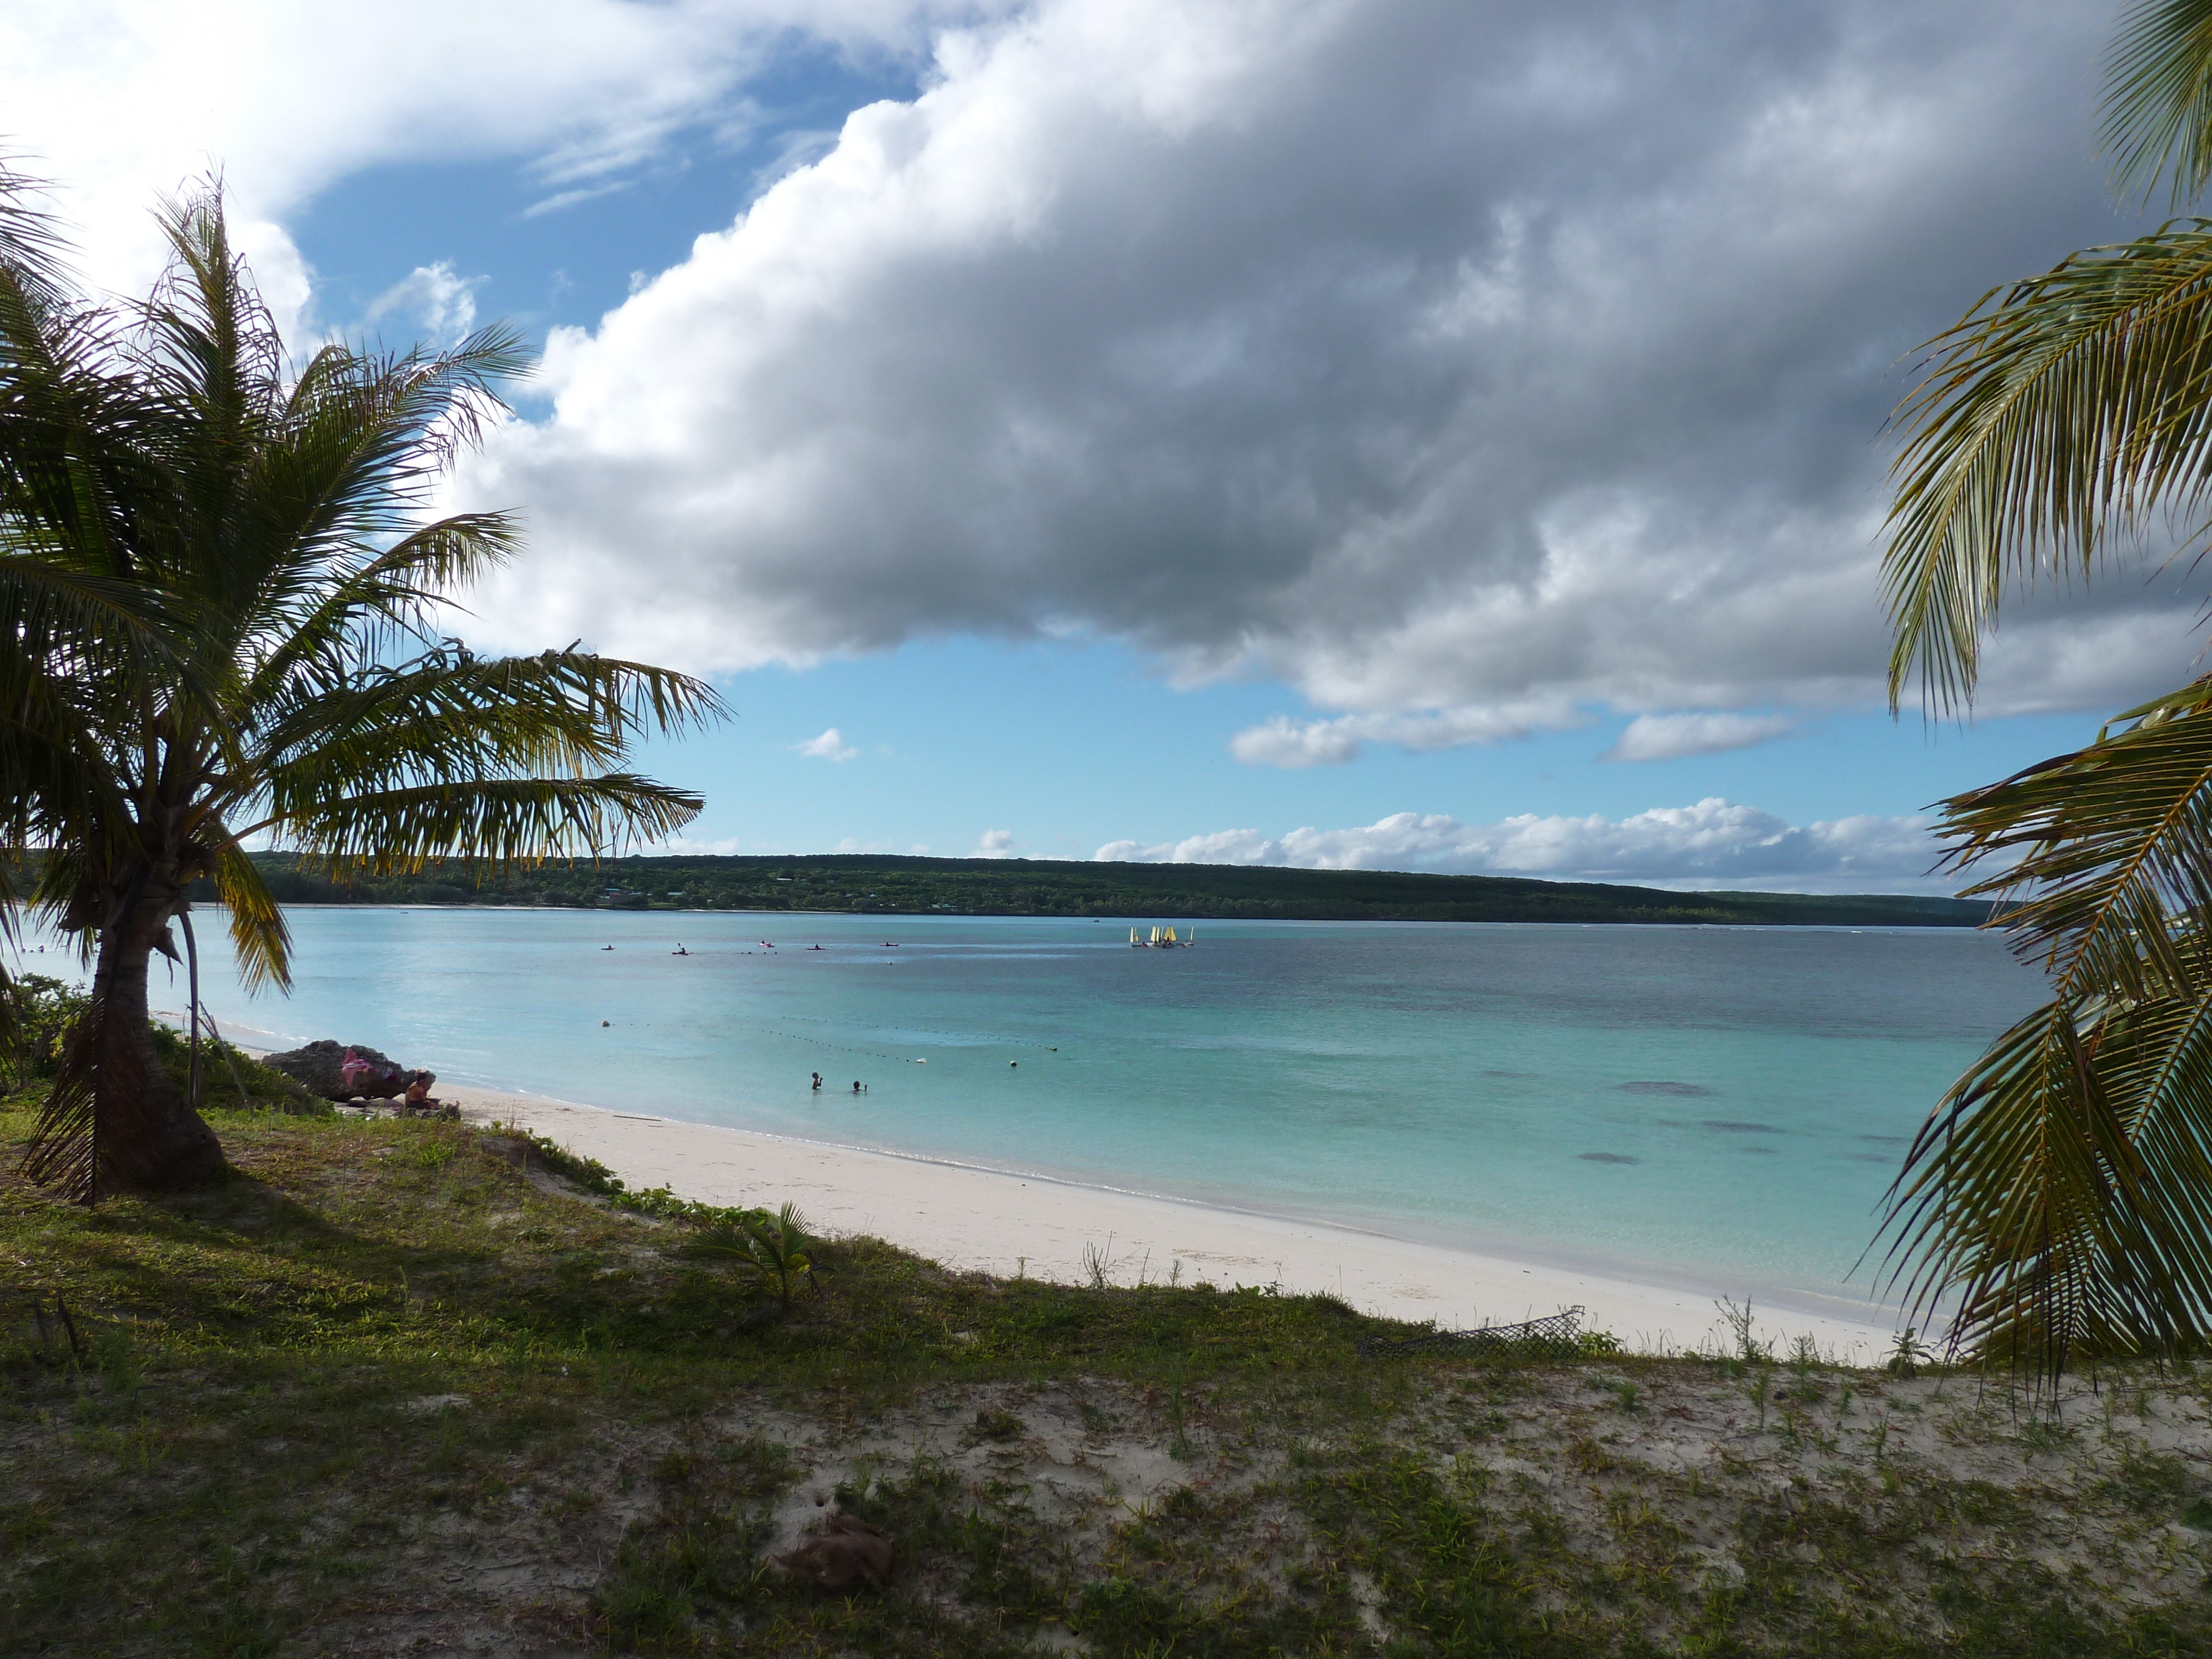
[459,0,2203,734]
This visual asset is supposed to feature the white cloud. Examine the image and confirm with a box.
[653,834,746,854]
[975,828,1015,856]
[1602,712,1797,763]
[794,726,860,761]
[364,261,482,345]
[233,218,315,351]
[1231,702,1585,767]
[448,0,2203,745]
[0,1,1001,300]
[1095,799,1947,893]
[1228,716,1364,769]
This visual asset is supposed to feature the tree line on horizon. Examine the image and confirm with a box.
[175,848,1996,928]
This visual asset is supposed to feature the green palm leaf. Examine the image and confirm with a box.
[1870,0,2212,1381]
[1875,684,2212,1369]
[1941,677,2212,1002]
[279,775,705,875]
[2107,0,2212,206]
[680,1204,817,1306]
[1884,225,2212,712]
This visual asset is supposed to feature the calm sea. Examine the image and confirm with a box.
[105,907,2044,1308]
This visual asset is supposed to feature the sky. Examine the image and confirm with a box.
[2,0,2198,892]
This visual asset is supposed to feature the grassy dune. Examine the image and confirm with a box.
[3,1106,2211,1657]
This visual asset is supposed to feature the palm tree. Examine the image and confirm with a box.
[1,179,723,1199]
[1877,0,2212,1379]
[679,1203,818,1308]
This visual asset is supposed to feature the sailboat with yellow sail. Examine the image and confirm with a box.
[1129,924,1196,949]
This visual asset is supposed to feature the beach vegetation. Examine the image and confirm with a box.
[679,1202,820,1308]
[3,1105,2209,1654]
[0,173,721,1201]
[1876,0,2212,1381]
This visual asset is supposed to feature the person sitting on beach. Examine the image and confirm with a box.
[405,1071,436,1108]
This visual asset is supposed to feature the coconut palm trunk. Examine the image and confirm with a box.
[86,869,224,1193]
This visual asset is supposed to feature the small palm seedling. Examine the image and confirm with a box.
[1885,1328,1934,1380]
[680,1203,818,1308]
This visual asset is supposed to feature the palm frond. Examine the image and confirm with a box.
[1873,686,2212,1378]
[0,155,71,318]
[276,774,703,877]
[2107,0,2212,206]
[240,513,525,705]
[212,842,290,993]
[1885,226,2212,712]
[19,986,102,1203]
[1939,676,2212,1003]
[1878,978,2212,1375]
[679,1204,816,1303]
[0,556,200,857]
[236,648,722,830]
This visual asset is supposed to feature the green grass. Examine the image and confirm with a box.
[2,1105,2209,1656]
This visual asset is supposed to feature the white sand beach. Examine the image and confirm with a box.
[427,1082,1903,1364]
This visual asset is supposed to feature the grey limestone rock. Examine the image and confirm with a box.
[264,1039,409,1100]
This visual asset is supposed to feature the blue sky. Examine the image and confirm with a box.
[4,0,2189,889]
[597,639,2110,867]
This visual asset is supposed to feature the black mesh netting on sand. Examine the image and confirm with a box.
[1358,1305,1586,1360]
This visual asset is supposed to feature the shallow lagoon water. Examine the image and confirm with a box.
[140,909,2041,1304]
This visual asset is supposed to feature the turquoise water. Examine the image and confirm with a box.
[123,907,2044,1305]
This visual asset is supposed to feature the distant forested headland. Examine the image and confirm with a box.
[149,852,1993,927]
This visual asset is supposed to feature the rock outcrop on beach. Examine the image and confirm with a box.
[263,1039,408,1100]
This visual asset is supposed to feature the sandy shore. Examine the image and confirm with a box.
[418,1081,1903,1364]
[155,1008,1907,1361]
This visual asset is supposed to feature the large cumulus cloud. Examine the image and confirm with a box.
[454,0,2204,755]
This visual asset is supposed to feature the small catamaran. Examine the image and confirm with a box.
[1129,924,1196,949]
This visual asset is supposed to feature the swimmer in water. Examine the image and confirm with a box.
[811,1072,822,1091]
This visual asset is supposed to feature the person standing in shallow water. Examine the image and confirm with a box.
[811,1072,822,1091]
